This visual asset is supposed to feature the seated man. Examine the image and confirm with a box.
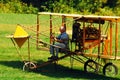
[48,26,69,60]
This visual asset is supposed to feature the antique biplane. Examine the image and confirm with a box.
[7,12,120,77]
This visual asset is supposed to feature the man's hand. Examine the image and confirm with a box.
[54,38,64,43]
[54,37,57,41]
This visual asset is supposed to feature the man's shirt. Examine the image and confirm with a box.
[56,32,69,48]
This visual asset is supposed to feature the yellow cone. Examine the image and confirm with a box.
[13,25,29,48]
[14,25,28,38]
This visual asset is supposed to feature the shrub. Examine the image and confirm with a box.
[0,0,38,14]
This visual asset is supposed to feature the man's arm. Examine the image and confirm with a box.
[54,37,64,43]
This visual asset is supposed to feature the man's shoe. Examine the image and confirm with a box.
[53,56,58,60]
[48,56,58,60]
[48,56,54,59]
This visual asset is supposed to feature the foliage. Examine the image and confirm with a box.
[1,0,120,15]
[0,0,38,14]
[36,0,120,15]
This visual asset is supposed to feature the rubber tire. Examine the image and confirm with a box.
[23,62,36,71]
[84,59,97,73]
[103,63,118,76]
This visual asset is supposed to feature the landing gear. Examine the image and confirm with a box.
[103,63,118,76]
[23,62,37,71]
[84,59,98,73]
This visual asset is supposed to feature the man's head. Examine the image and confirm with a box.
[59,26,66,33]
[73,22,81,28]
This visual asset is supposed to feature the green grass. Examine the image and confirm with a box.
[0,13,120,80]
[0,13,37,24]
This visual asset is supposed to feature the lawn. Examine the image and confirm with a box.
[0,13,120,80]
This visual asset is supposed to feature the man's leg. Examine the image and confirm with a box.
[48,45,55,59]
[54,43,65,57]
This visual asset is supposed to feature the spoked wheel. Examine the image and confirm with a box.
[103,63,118,76]
[23,62,37,71]
[84,59,98,73]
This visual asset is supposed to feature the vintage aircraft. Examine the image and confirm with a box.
[7,12,120,77]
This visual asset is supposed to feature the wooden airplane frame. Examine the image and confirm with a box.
[8,12,120,77]
[34,12,120,76]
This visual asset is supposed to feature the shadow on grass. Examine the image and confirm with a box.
[0,60,119,80]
